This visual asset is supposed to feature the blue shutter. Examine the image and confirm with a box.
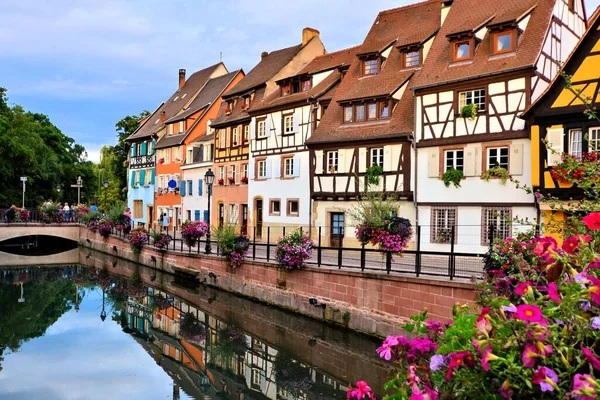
[203,210,209,222]
[188,180,193,196]
[194,210,200,221]
[132,143,137,156]
[180,181,186,196]
[199,179,203,195]
[140,169,146,185]
[141,142,147,156]
[150,140,156,154]
[150,168,155,184]
[130,171,135,187]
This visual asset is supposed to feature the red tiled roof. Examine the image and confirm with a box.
[212,87,266,128]
[307,1,441,144]
[295,45,359,75]
[128,63,224,140]
[412,0,554,89]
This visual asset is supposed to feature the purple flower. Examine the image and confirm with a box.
[581,300,592,311]
[592,317,600,330]
[532,366,558,392]
[429,354,445,371]
[502,303,517,313]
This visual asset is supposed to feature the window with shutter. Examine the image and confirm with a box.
[194,210,200,221]
[199,179,203,196]
[188,180,193,196]
[546,128,564,166]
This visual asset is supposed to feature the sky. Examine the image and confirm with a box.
[1,0,599,163]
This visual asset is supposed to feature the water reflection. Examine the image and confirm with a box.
[0,252,388,399]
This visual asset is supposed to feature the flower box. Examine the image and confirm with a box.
[241,176,249,184]
[158,158,164,164]
[228,177,235,184]
[218,178,225,185]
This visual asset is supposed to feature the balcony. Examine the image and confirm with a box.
[130,154,155,169]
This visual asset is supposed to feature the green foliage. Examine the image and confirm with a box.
[366,165,384,186]
[481,166,509,184]
[0,87,97,207]
[348,193,399,229]
[214,224,239,254]
[442,168,464,188]
[460,103,478,120]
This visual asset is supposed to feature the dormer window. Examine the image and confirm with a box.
[243,97,250,108]
[453,40,473,61]
[282,83,292,96]
[225,102,232,115]
[342,100,391,124]
[302,79,312,92]
[363,58,379,75]
[492,29,517,55]
[402,50,421,68]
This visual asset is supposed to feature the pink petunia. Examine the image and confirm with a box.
[514,281,533,296]
[548,282,562,304]
[481,344,499,371]
[583,212,600,230]
[499,380,513,399]
[516,304,546,324]
[571,373,598,399]
[376,335,400,361]
[589,277,600,306]
[347,381,375,400]
[582,347,600,370]
[522,343,539,368]
[532,366,558,392]
[562,235,593,254]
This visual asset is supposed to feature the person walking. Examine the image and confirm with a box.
[162,213,169,233]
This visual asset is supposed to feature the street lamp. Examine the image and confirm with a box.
[204,169,215,255]
[100,287,107,321]
[103,179,109,213]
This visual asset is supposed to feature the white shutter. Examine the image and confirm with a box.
[265,117,272,137]
[463,145,477,177]
[249,163,255,180]
[510,143,524,176]
[547,128,564,167]
[236,164,241,184]
[250,120,256,140]
[266,159,272,178]
[274,157,281,179]
[428,151,440,178]
[293,155,300,177]
[293,110,300,133]
[383,146,392,171]
[338,150,346,173]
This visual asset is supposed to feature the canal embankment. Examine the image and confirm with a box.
[80,226,476,338]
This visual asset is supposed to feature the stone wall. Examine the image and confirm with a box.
[80,226,476,338]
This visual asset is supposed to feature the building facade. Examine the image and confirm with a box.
[211,28,325,235]
[180,134,215,223]
[126,137,155,228]
[523,8,600,242]
[412,0,586,254]
[246,47,357,239]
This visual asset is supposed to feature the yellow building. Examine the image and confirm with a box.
[522,9,600,241]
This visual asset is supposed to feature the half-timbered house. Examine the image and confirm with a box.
[245,47,357,238]
[412,0,586,253]
[522,8,600,242]
[306,1,442,248]
[211,28,325,234]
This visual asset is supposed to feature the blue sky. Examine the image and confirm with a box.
[1,0,598,162]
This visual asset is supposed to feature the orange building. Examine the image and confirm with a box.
[154,63,242,228]
[211,27,325,234]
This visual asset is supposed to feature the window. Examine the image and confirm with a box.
[327,151,338,173]
[168,124,173,135]
[569,129,583,158]
[145,169,152,185]
[287,199,299,217]
[589,127,600,152]
[403,50,421,68]
[231,164,237,183]
[380,101,390,118]
[453,40,472,61]
[133,200,143,219]
[178,121,184,133]
[363,58,379,75]
[344,106,353,123]
[251,369,262,387]
[367,103,377,120]
[232,127,239,146]
[302,79,312,91]
[284,157,294,177]
[370,148,384,167]
[219,166,225,181]
[283,114,294,134]
[458,89,486,112]
[444,149,464,171]
[242,164,249,178]
[159,175,165,189]
[257,119,266,138]
[164,148,171,163]
[186,148,193,164]
[492,30,516,54]
[487,147,509,169]
[481,207,512,246]
[431,206,457,244]
[243,124,250,143]
[356,104,365,122]
[257,160,267,179]
[270,199,281,216]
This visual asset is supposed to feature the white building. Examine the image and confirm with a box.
[181,134,215,223]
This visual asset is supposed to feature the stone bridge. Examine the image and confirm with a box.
[0,223,80,243]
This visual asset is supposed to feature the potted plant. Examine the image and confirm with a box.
[98,218,112,238]
[40,202,64,224]
[241,176,249,184]
[276,229,314,270]
[181,221,209,247]
[460,103,478,120]
[151,230,172,252]
[442,168,464,188]
[366,165,384,186]
[218,178,225,186]
[228,176,235,184]
[214,224,248,269]
[128,227,149,254]
[435,228,453,244]
[158,157,164,164]
[329,165,337,173]
[482,165,509,185]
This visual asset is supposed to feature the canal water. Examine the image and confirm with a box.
[0,247,389,399]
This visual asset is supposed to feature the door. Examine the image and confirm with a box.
[186,210,191,222]
[147,206,154,228]
[241,204,248,235]
[330,212,345,247]
[218,204,224,227]
[255,199,263,238]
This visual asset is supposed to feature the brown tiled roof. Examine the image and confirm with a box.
[212,86,266,128]
[154,133,185,149]
[307,1,441,144]
[127,63,224,141]
[412,0,554,89]
[166,70,242,123]
[222,44,304,98]
[295,45,359,75]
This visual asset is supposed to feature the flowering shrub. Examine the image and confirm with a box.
[214,224,248,269]
[181,220,209,247]
[351,213,600,399]
[274,352,313,396]
[550,152,599,188]
[356,217,412,255]
[4,205,29,222]
[128,227,148,254]
[276,229,314,270]
[151,230,172,252]
[98,219,112,238]
[179,312,206,344]
[73,204,91,219]
[40,202,64,223]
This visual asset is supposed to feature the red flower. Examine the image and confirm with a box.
[588,276,600,305]
[562,234,593,254]
[583,213,600,230]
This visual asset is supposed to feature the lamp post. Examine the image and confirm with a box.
[103,179,109,214]
[204,169,215,255]
[20,177,27,208]
[100,287,107,321]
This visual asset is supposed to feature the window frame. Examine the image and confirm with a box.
[256,159,267,180]
[452,39,474,62]
[569,129,583,158]
[243,124,250,143]
[430,206,457,244]
[362,57,379,75]
[443,148,465,173]
[327,151,339,173]
[485,146,510,170]
[302,79,312,92]
[481,207,512,246]
[402,49,422,68]
[287,199,299,217]
[367,103,377,120]
[343,106,353,123]
[232,127,239,146]
[370,148,384,167]
[492,29,517,55]
[178,121,184,133]
[355,104,366,122]
[457,88,487,113]
[589,127,600,153]
[269,199,281,216]
[283,157,294,178]
[282,113,294,135]
[242,164,249,178]
[256,118,267,139]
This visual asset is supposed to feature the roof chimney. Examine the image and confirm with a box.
[261,51,269,60]
[160,111,166,124]
[178,69,186,89]
[302,27,320,46]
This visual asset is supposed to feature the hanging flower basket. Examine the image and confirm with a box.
[98,219,112,238]
[218,178,225,186]
[181,220,209,247]
[179,312,206,343]
[276,229,314,270]
[128,227,149,254]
